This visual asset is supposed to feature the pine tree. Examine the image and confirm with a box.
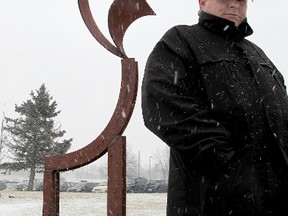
[1,84,72,190]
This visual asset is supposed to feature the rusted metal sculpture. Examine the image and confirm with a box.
[42,0,155,215]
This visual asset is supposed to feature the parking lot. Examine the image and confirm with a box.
[0,176,168,193]
[0,191,167,215]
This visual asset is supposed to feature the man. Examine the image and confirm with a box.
[142,0,288,215]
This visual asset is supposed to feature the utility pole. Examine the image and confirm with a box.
[149,156,152,181]
[138,150,140,177]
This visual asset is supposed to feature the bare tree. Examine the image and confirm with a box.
[0,115,7,164]
[0,118,4,163]
[97,161,108,180]
[0,118,3,156]
[126,143,137,177]
[153,146,170,180]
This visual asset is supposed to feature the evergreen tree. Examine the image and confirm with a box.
[1,84,72,190]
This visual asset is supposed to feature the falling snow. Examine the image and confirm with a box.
[121,109,127,118]
[174,71,179,85]
[223,25,229,31]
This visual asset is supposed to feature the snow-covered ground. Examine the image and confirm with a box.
[0,191,166,216]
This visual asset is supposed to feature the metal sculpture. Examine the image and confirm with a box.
[42,0,155,215]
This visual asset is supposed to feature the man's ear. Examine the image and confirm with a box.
[199,0,206,11]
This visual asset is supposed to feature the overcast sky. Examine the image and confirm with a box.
[0,0,287,167]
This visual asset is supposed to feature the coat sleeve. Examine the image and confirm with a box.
[141,27,234,167]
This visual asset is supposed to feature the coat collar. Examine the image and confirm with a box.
[198,11,253,40]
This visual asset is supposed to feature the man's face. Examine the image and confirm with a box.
[199,0,247,26]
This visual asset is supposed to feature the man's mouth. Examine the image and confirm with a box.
[225,13,240,18]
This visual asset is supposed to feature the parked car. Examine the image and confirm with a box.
[145,179,167,192]
[146,182,168,193]
[60,182,76,192]
[126,177,148,193]
[33,181,43,191]
[67,181,98,192]
[92,181,107,193]
[0,181,6,190]
[4,181,28,191]
[16,182,28,191]
[3,181,18,190]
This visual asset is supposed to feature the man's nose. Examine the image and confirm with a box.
[228,0,240,7]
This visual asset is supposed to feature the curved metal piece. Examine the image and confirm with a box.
[108,0,156,57]
[45,58,138,171]
[78,0,126,58]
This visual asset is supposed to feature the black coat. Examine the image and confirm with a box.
[142,12,288,216]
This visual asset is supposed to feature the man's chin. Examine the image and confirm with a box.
[223,16,241,26]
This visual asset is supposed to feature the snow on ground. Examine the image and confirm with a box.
[0,191,166,216]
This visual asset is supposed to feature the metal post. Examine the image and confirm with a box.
[149,156,152,181]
